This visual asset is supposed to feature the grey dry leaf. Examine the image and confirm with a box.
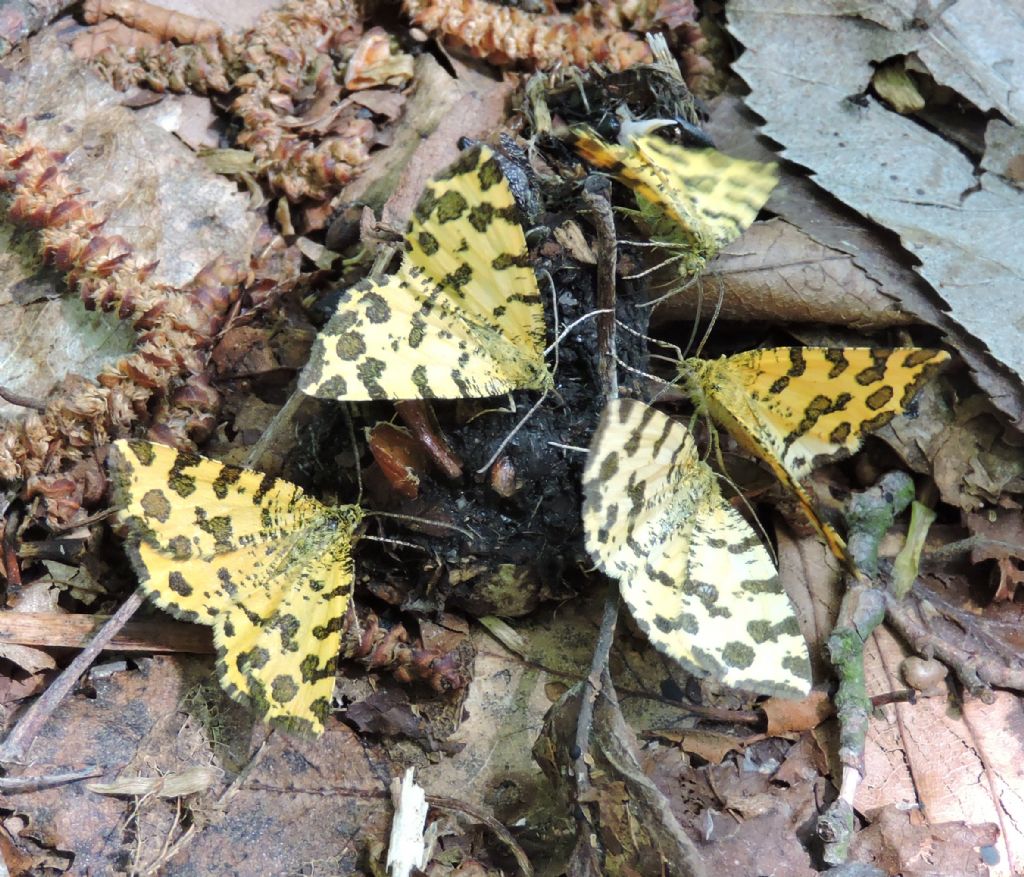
[727,0,1024,421]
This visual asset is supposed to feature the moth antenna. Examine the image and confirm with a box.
[690,275,725,360]
[360,534,429,553]
[621,251,689,280]
[679,275,706,360]
[538,267,560,354]
[638,273,699,309]
[543,308,614,357]
[614,319,684,360]
[365,510,478,542]
[547,442,587,453]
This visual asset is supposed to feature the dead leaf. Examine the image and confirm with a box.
[728,2,1024,423]
[654,219,918,330]
[645,728,745,765]
[928,396,1024,512]
[533,680,705,877]
[857,626,1024,875]
[0,655,393,875]
[966,507,1024,600]
[849,806,998,877]
[760,690,832,736]
[332,54,516,235]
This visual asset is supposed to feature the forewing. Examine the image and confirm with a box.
[299,144,551,401]
[299,272,549,400]
[583,400,811,698]
[215,533,355,736]
[109,439,361,735]
[694,347,950,478]
[570,126,704,253]
[690,347,949,564]
[406,144,547,357]
[570,126,777,257]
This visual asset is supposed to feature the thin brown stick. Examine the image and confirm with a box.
[573,590,620,804]
[0,765,105,792]
[427,794,533,877]
[0,385,46,412]
[582,177,618,399]
[0,610,212,653]
[0,588,145,763]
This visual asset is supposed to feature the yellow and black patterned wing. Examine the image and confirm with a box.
[582,399,811,698]
[109,439,363,736]
[683,347,950,563]
[300,145,551,401]
[569,126,778,273]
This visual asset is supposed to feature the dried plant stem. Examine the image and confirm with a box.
[426,795,533,877]
[883,586,1022,697]
[582,177,618,399]
[0,765,104,792]
[0,588,145,764]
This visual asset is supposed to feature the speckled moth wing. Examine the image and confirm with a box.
[569,125,778,271]
[582,399,811,698]
[683,347,950,564]
[299,144,551,401]
[109,439,362,735]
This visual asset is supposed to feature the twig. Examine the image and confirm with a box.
[582,177,618,399]
[0,385,46,412]
[817,471,915,866]
[427,795,533,877]
[573,170,623,824]
[0,765,105,792]
[0,588,145,764]
[883,587,1020,698]
[572,590,620,804]
[923,534,1024,564]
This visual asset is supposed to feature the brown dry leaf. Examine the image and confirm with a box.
[760,689,832,736]
[139,92,223,151]
[0,643,56,676]
[773,735,828,788]
[534,682,704,877]
[653,219,918,330]
[332,53,516,235]
[849,806,998,877]
[553,221,597,265]
[927,396,1024,513]
[0,655,394,874]
[347,690,436,744]
[966,507,1024,601]
[857,625,1024,877]
[775,526,842,684]
[647,753,820,877]
[646,728,746,765]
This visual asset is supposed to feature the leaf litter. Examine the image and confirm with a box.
[0,0,1022,875]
